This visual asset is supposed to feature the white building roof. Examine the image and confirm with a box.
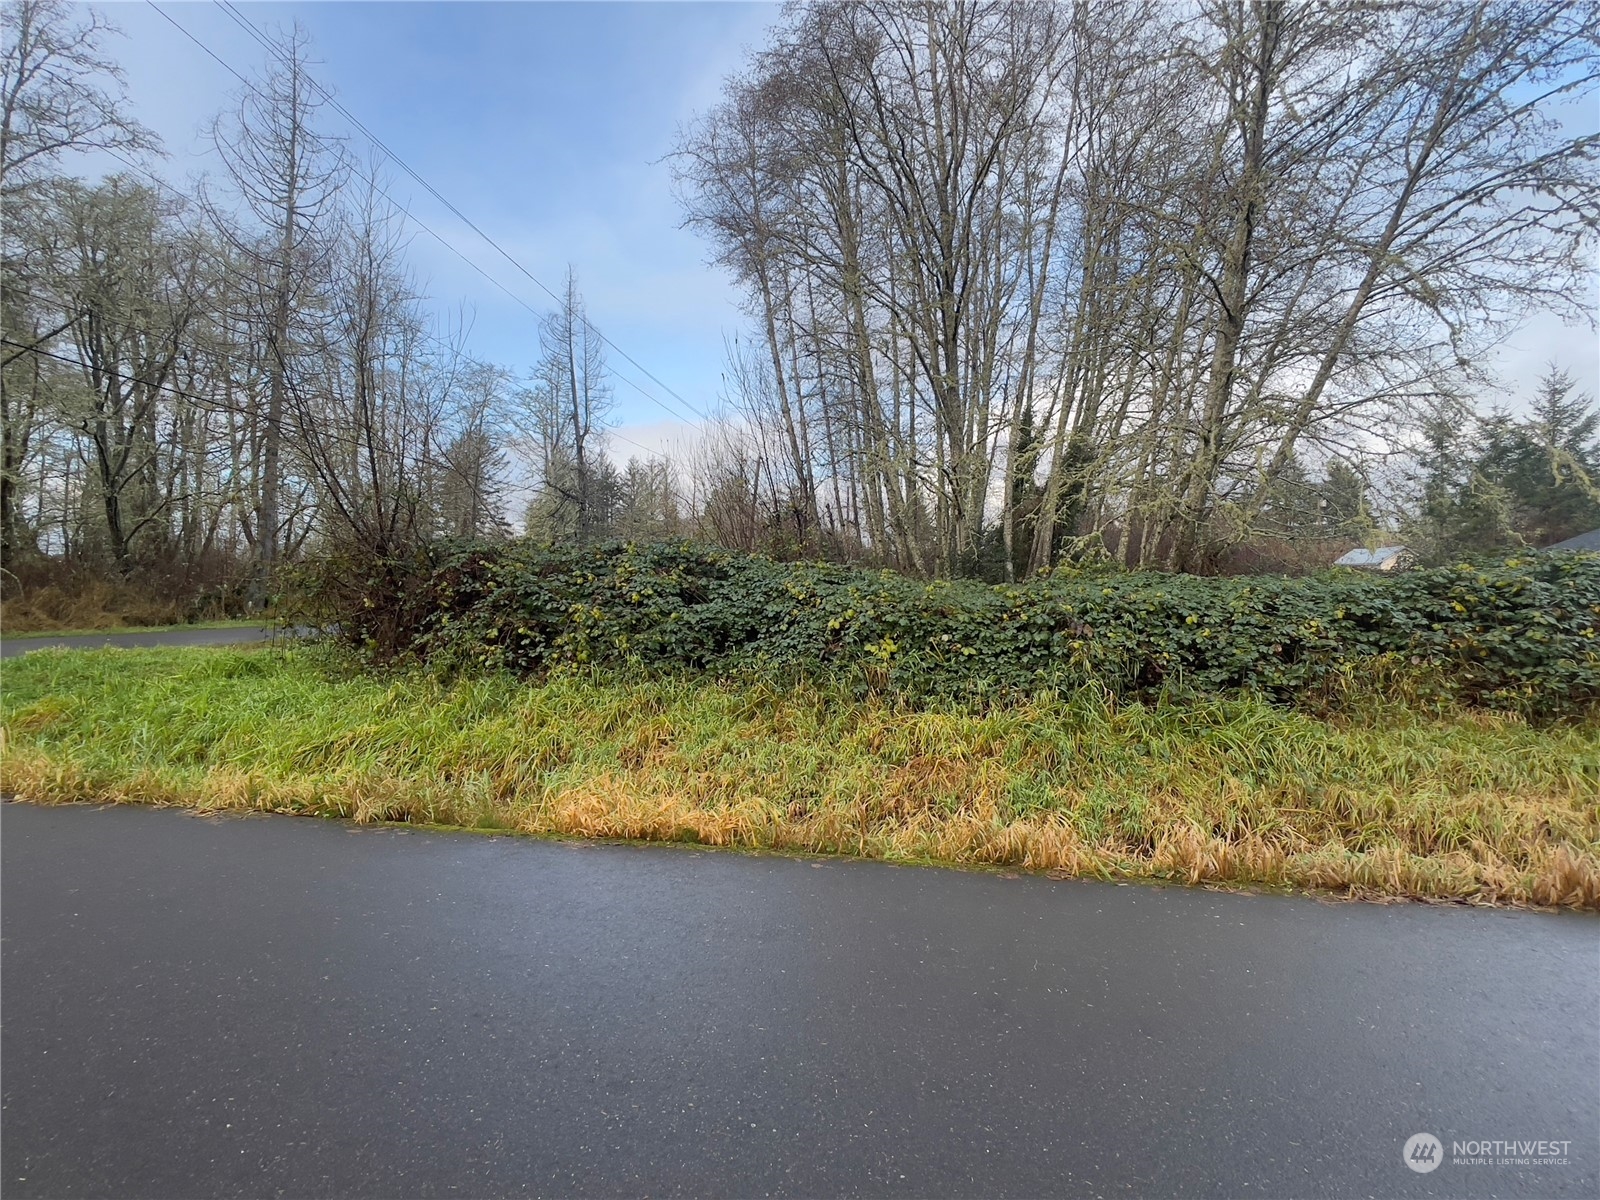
[1333,546,1409,567]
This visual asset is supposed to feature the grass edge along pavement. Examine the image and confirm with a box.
[1,618,264,640]
[3,645,1597,909]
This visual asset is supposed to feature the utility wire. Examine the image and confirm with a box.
[11,7,696,468]
[98,140,692,439]
[189,0,714,428]
[0,311,85,368]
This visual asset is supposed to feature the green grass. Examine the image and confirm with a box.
[2,618,264,639]
[3,645,1598,907]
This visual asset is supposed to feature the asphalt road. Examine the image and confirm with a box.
[3,802,1596,1199]
[0,626,277,657]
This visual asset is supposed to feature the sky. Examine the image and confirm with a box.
[70,1,1600,458]
[83,0,781,460]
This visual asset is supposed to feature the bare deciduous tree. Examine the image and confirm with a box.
[209,21,346,601]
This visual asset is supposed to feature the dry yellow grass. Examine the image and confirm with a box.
[3,645,1597,908]
[2,579,188,632]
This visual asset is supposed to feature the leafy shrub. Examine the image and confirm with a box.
[318,539,1600,721]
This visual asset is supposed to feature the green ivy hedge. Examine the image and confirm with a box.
[328,540,1600,720]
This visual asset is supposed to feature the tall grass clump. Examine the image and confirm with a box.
[4,645,1597,908]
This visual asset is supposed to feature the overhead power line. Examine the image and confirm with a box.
[141,1,706,433]
[0,311,85,368]
[151,0,715,430]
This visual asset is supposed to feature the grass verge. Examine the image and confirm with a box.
[3,646,1597,908]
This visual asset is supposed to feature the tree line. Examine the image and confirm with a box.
[674,0,1600,576]
[2,0,1598,625]
[1,0,699,612]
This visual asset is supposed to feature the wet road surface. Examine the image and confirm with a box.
[0,626,276,657]
[2,801,1596,1198]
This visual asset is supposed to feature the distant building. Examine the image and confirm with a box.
[1333,546,1415,572]
[1541,528,1600,553]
